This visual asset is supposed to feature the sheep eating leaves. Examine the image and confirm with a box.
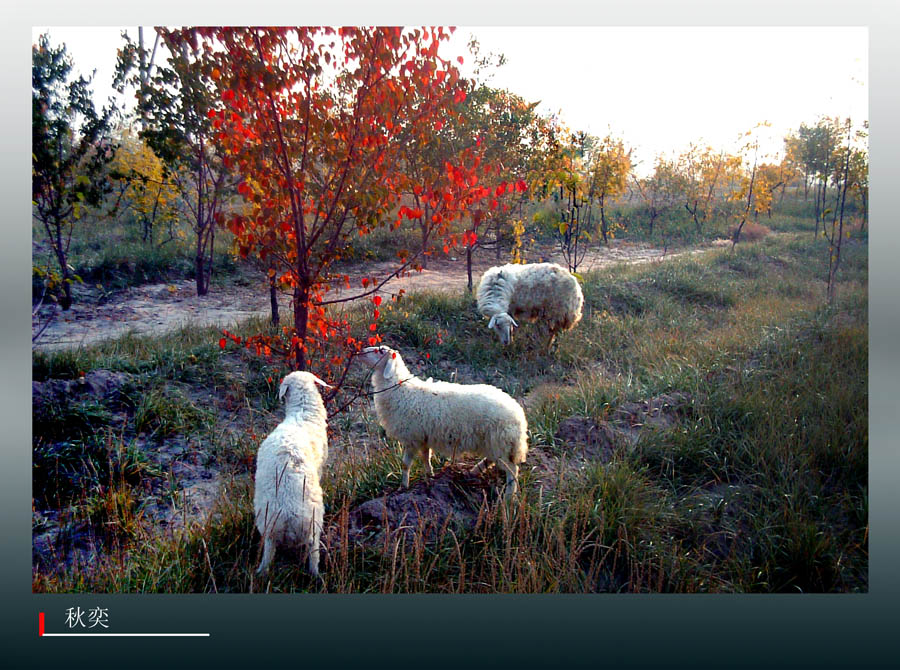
[357,346,528,500]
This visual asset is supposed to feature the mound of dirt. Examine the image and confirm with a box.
[138,435,225,531]
[554,416,620,463]
[32,369,136,413]
[343,465,497,548]
[610,391,693,445]
[554,391,693,454]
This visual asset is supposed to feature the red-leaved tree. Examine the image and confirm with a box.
[174,27,487,386]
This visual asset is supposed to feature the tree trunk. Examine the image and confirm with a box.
[207,224,215,292]
[572,192,580,271]
[828,142,852,304]
[137,27,159,133]
[57,268,73,311]
[818,180,826,236]
[60,278,72,311]
[293,285,309,371]
[861,191,868,231]
[138,27,147,132]
[420,221,428,270]
[685,202,701,234]
[195,134,208,296]
[195,219,211,297]
[466,244,473,293]
[195,253,207,296]
[813,183,821,238]
[600,195,608,244]
[52,218,73,311]
[269,274,279,327]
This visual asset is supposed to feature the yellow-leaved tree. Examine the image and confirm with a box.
[677,143,738,235]
[109,125,181,244]
[585,132,632,244]
[728,123,775,246]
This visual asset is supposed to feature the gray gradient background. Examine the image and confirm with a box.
[4,2,897,668]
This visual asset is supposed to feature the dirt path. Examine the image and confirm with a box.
[32,240,718,352]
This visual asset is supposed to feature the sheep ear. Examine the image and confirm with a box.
[383,351,399,379]
[510,317,519,328]
[279,381,290,401]
[488,315,497,329]
[309,373,333,389]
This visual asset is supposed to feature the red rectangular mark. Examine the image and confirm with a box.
[39,612,45,637]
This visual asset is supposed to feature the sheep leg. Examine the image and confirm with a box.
[307,543,320,578]
[495,457,520,500]
[257,535,276,575]
[422,447,434,478]
[401,446,417,488]
[307,511,322,577]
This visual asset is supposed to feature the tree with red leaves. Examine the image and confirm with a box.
[176,27,484,385]
[403,83,536,290]
[462,90,536,239]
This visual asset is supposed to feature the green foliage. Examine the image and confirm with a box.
[132,385,212,439]
[32,33,117,309]
[34,399,115,445]
[114,28,232,296]
[115,29,217,171]
[32,34,116,211]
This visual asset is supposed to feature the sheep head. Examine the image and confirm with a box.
[487,312,519,346]
[358,345,403,382]
[279,371,332,405]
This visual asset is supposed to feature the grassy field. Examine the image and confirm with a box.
[31,229,868,593]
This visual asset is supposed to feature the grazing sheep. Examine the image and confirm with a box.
[477,262,584,347]
[254,371,331,576]
[357,346,528,499]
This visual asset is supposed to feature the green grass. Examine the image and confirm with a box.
[131,384,215,439]
[33,429,160,507]
[32,230,868,593]
[33,212,240,299]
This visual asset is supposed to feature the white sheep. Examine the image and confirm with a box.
[357,345,528,499]
[477,262,584,347]
[254,371,331,576]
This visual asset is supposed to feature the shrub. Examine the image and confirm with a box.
[730,221,772,242]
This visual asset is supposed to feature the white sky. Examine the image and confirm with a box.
[34,26,867,174]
